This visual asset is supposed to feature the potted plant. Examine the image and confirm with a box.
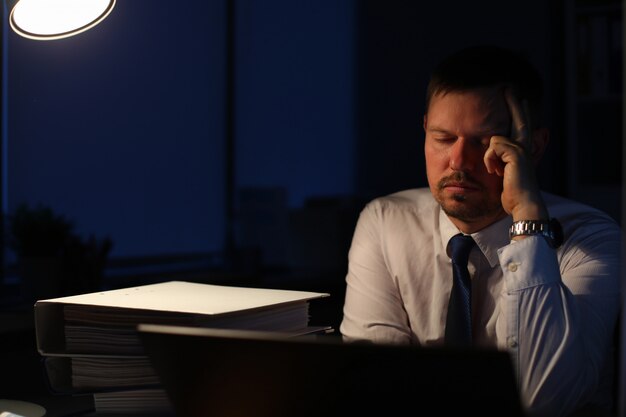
[7,203,74,301]
[7,203,113,300]
[8,203,74,258]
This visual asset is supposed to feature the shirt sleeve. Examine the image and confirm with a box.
[497,225,621,417]
[339,202,414,344]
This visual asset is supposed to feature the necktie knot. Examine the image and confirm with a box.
[449,234,475,266]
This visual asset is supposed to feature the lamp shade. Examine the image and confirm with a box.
[8,0,115,40]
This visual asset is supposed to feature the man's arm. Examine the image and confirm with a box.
[484,88,549,224]
[486,88,621,416]
[497,220,620,417]
[340,201,414,345]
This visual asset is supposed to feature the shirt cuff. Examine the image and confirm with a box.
[497,235,561,292]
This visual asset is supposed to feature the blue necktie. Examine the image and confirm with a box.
[445,234,476,347]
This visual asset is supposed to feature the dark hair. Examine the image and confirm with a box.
[425,45,544,123]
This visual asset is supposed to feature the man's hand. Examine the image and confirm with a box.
[483,88,548,222]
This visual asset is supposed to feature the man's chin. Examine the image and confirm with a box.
[441,205,480,223]
[438,196,503,224]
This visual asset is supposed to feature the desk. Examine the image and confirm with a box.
[2,304,618,417]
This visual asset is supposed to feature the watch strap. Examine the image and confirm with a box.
[509,218,563,248]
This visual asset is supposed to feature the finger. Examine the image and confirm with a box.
[484,150,504,176]
[484,137,507,176]
[483,147,499,175]
[504,88,531,149]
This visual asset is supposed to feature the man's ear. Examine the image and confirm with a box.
[530,127,549,164]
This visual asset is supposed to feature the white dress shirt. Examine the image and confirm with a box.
[340,188,621,417]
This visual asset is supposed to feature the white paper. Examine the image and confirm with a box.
[38,280,329,315]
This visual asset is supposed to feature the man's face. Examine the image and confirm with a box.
[423,88,511,231]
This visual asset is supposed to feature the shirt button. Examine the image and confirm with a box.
[507,262,518,272]
[507,337,518,348]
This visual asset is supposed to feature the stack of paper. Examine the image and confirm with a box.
[34,280,330,414]
[93,388,172,414]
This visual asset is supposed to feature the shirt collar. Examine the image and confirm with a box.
[438,208,512,268]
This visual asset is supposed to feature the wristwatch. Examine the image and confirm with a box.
[509,218,563,248]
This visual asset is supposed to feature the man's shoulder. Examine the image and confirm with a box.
[543,192,618,223]
[542,191,621,236]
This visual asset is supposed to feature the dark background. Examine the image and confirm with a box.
[1,0,623,327]
[0,1,622,409]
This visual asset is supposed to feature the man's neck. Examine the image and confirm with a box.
[447,209,509,235]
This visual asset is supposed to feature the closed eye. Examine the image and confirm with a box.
[433,136,456,143]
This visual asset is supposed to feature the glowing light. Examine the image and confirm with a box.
[10,0,116,41]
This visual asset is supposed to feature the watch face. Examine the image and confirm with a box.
[550,218,564,248]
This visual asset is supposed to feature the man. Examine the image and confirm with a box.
[340,45,621,417]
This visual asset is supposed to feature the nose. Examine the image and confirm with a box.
[449,137,477,172]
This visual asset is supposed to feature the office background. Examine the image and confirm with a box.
[0,0,622,414]
[1,0,622,332]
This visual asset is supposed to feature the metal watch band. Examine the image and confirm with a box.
[509,218,563,248]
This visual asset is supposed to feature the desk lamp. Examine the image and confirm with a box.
[0,2,114,415]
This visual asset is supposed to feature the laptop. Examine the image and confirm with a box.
[137,324,525,417]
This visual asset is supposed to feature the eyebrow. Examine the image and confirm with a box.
[427,124,509,136]
[427,126,453,134]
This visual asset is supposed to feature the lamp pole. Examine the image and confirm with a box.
[1,0,7,286]
[223,0,236,271]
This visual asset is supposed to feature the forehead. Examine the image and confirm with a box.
[426,88,510,131]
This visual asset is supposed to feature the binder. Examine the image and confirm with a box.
[34,280,330,356]
[33,280,331,413]
[41,325,332,394]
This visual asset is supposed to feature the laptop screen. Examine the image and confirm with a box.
[138,324,525,417]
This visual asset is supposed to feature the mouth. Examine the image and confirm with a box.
[436,172,483,199]
[442,182,479,193]
[439,179,481,194]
